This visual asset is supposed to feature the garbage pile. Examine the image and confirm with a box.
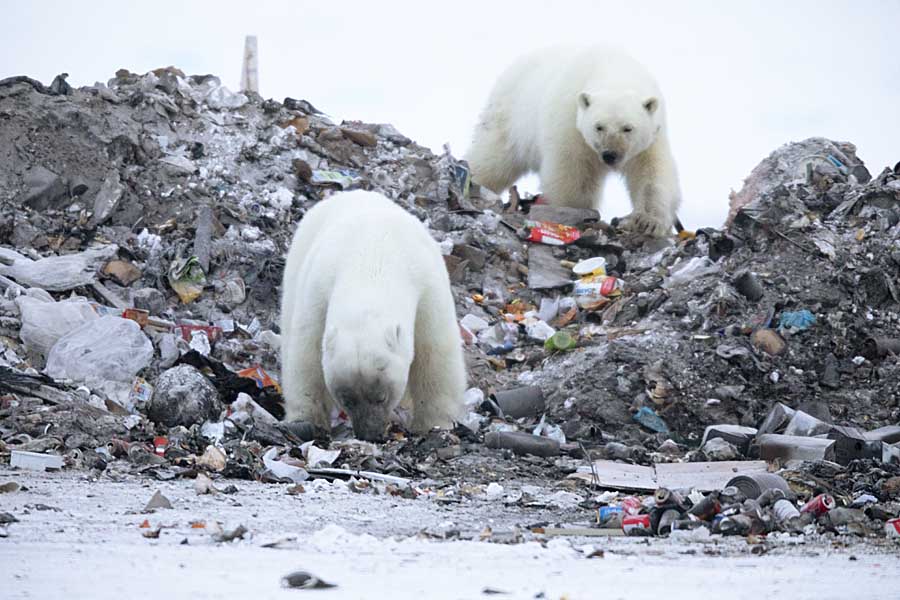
[1,69,900,544]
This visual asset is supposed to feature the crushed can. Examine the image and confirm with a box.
[800,494,835,517]
[623,514,652,536]
[620,496,643,516]
[153,436,168,457]
[885,518,900,539]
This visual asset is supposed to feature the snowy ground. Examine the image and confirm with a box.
[2,467,899,600]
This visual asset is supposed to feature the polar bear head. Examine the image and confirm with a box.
[321,319,414,441]
[575,90,661,168]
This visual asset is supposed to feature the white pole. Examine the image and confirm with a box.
[241,35,259,94]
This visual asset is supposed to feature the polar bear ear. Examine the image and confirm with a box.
[578,92,591,109]
[643,97,659,115]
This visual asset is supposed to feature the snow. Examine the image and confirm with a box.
[2,468,899,599]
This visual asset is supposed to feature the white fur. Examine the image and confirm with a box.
[466,45,682,237]
[280,190,466,440]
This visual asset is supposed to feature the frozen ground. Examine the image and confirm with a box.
[2,468,899,600]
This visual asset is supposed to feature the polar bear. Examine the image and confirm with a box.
[279,190,466,441]
[466,45,682,237]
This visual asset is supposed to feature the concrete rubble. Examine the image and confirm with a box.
[1,68,900,556]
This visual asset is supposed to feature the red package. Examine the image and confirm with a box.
[523,220,581,245]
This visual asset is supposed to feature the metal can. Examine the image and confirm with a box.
[623,514,652,536]
[620,496,643,516]
[800,494,835,517]
[153,436,168,457]
[885,518,900,539]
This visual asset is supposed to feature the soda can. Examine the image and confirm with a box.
[620,496,643,516]
[153,436,168,457]
[800,494,835,517]
[885,518,900,539]
[623,514,652,536]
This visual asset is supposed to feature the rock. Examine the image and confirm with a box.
[22,165,68,210]
[102,260,142,287]
[131,288,167,315]
[702,437,741,461]
[341,127,377,147]
[751,329,786,355]
[147,365,221,427]
[90,171,124,227]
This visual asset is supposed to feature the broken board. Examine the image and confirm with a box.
[569,459,768,492]
[527,245,572,290]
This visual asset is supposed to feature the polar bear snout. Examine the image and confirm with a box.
[601,151,619,166]
[331,376,401,442]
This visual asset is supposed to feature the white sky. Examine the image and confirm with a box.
[3,1,899,229]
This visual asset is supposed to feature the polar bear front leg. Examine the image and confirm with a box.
[282,305,333,430]
[407,295,466,433]
[540,150,605,210]
[622,139,682,237]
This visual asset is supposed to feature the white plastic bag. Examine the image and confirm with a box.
[45,316,153,384]
[16,293,99,357]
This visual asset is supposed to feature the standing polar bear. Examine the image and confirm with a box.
[466,45,682,237]
[280,190,466,441]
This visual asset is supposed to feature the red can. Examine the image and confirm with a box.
[800,494,835,517]
[885,518,900,539]
[620,496,643,516]
[153,436,168,457]
[623,514,652,535]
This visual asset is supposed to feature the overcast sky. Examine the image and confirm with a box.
[3,1,899,229]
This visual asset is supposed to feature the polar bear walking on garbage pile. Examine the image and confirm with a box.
[280,190,466,441]
[466,45,682,237]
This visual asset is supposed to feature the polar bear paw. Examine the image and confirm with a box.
[619,210,674,238]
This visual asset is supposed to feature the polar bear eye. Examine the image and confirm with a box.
[623,125,634,133]
[595,124,604,132]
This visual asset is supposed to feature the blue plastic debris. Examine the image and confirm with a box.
[632,407,669,434]
[778,310,816,332]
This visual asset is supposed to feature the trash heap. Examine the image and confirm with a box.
[1,69,899,543]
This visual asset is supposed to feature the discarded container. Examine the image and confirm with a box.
[655,508,681,535]
[622,514,652,536]
[572,274,624,308]
[153,437,168,457]
[572,257,607,276]
[862,337,900,360]
[598,506,624,525]
[484,431,560,457]
[174,324,223,344]
[757,402,797,435]
[725,472,792,500]
[773,498,801,523]
[885,518,900,539]
[865,425,900,445]
[489,387,545,419]
[688,493,721,520]
[10,450,64,471]
[521,220,581,245]
[755,433,836,462]
[122,308,150,327]
[701,424,758,455]
[620,497,643,516]
[544,331,577,352]
[800,494,835,517]
[783,410,832,437]
[733,270,764,301]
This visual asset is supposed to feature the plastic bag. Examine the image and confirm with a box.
[45,316,153,384]
[16,293,99,357]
